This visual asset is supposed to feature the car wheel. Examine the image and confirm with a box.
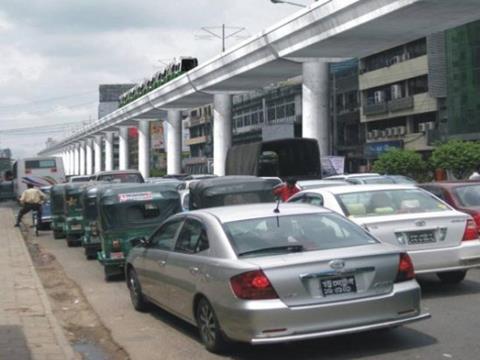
[127,268,149,312]
[437,270,467,284]
[196,298,227,353]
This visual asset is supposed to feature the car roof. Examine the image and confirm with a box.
[190,203,330,223]
[299,184,418,195]
[95,170,141,176]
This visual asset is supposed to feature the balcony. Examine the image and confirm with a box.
[187,116,210,128]
[363,103,388,116]
[388,96,414,113]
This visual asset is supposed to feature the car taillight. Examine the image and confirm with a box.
[395,253,415,283]
[230,270,278,300]
[463,219,479,241]
[470,212,480,233]
[112,240,121,251]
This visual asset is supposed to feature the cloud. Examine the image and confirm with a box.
[0,0,301,158]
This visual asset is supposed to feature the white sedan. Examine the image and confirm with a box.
[288,184,480,283]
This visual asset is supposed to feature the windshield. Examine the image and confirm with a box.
[337,189,450,218]
[454,185,480,207]
[224,213,378,257]
[101,199,180,229]
[98,173,143,183]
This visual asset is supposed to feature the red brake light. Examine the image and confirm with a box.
[471,213,480,233]
[395,253,415,282]
[463,219,479,241]
[230,270,278,300]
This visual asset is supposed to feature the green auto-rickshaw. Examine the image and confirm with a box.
[50,183,68,239]
[97,183,182,281]
[80,182,107,260]
[64,182,89,247]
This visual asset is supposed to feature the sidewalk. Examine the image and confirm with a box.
[0,207,76,360]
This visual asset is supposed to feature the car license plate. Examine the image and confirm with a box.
[320,276,357,297]
[110,252,124,259]
[407,231,436,245]
[71,224,82,230]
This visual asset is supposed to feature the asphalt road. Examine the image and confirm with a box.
[36,230,480,360]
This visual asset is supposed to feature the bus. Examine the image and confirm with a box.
[12,157,66,197]
[225,138,321,179]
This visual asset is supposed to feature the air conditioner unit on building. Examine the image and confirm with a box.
[419,123,427,132]
[397,126,406,135]
[379,130,386,138]
[374,91,385,104]
[391,84,403,100]
[371,130,380,138]
[386,128,394,137]
[426,121,435,130]
[367,131,373,140]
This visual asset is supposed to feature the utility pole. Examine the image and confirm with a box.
[196,24,247,53]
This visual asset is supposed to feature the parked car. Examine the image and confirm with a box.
[288,184,480,283]
[38,186,52,230]
[125,203,429,352]
[90,170,144,183]
[420,181,480,229]
[97,183,182,281]
[50,183,68,239]
[188,176,278,210]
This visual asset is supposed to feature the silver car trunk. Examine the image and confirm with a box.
[353,211,469,251]
[243,244,400,307]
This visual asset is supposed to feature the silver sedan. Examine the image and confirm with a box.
[125,203,429,353]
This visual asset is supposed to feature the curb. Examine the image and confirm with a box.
[11,210,78,360]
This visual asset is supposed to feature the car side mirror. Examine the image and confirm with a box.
[130,237,148,247]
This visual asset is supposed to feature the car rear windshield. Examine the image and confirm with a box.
[454,185,480,207]
[98,173,143,183]
[223,213,378,257]
[337,189,450,218]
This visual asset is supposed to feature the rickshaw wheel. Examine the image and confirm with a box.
[127,268,149,311]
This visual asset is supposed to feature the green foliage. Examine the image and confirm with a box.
[373,149,427,180]
[149,168,166,178]
[430,140,480,179]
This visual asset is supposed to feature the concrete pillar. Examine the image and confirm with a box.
[137,120,151,179]
[302,61,330,156]
[73,144,80,175]
[94,135,103,173]
[69,148,75,175]
[85,139,93,175]
[213,94,232,176]
[166,111,182,175]
[118,126,129,170]
[79,141,86,175]
[61,151,67,176]
[104,131,114,171]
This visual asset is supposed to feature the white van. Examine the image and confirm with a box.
[12,157,66,198]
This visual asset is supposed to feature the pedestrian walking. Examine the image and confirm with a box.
[14,183,47,227]
[273,178,300,202]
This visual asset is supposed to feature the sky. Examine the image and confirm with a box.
[0,0,301,159]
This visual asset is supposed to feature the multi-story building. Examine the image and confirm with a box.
[232,79,302,145]
[330,59,365,173]
[359,37,445,161]
[184,105,213,174]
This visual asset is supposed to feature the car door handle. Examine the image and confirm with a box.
[189,266,200,275]
[157,260,167,267]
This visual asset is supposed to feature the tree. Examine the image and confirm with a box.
[373,149,427,180]
[430,140,480,179]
